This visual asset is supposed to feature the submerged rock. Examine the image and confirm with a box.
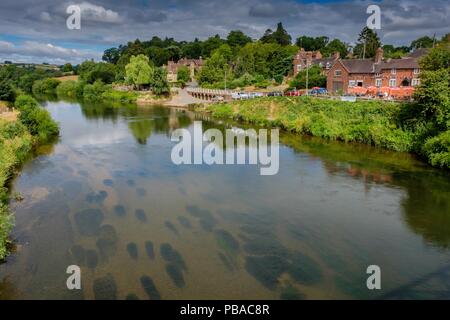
[136,188,147,197]
[165,221,179,235]
[215,229,239,252]
[243,237,289,257]
[93,274,117,300]
[96,225,118,259]
[74,208,104,236]
[85,249,99,269]
[280,285,305,300]
[126,293,140,300]
[103,179,114,187]
[160,243,187,271]
[218,252,234,272]
[126,179,135,187]
[185,205,216,232]
[165,263,185,288]
[145,241,155,259]
[113,205,126,217]
[140,276,161,300]
[288,252,323,285]
[85,190,108,204]
[135,209,147,223]
[127,242,138,260]
[245,255,289,290]
[177,216,192,229]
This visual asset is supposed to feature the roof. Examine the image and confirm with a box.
[407,48,429,58]
[376,58,420,71]
[341,59,375,73]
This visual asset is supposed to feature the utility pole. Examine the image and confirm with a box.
[305,59,309,96]
[363,40,366,59]
[224,69,227,91]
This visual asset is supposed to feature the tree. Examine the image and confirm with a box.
[260,23,292,46]
[353,27,381,59]
[102,48,120,64]
[290,65,326,89]
[202,35,225,57]
[0,79,16,102]
[197,49,232,85]
[125,54,154,89]
[62,63,73,72]
[295,36,329,51]
[410,36,435,50]
[151,67,170,95]
[322,39,348,58]
[227,30,252,48]
[177,66,190,87]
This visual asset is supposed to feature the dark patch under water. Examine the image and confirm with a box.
[140,276,161,300]
[160,243,187,271]
[93,274,117,300]
[135,209,147,223]
[85,190,108,204]
[113,205,126,217]
[177,216,192,229]
[103,179,114,187]
[85,249,99,269]
[165,221,179,235]
[127,242,138,260]
[96,225,118,260]
[165,263,185,288]
[74,208,104,236]
[145,241,155,259]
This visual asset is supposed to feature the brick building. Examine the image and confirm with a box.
[293,48,340,75]
[164,57,204,82]
[326,48,427,94]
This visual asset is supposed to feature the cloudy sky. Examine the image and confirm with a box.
[0,0,448,64]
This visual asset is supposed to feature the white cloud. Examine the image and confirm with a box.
[78,1,122,23]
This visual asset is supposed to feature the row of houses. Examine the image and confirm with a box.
[164,57,204,82]
[293,47,428,95]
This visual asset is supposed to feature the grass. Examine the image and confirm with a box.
[199,96,416,153]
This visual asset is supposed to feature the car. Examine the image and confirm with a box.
[231,92,241,100]
[309,87,328,95]
[267,91,282,97]
[212,95,224,102]
[249,92,264,98]
[239,92,250,99]
[284,89,301,96]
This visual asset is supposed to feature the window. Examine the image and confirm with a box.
[389,79,397,87]
[335,69,342,77]
[412,78,420,86]
[357,80,363,87]
[297,65,302,71]
[349,80,356,87]
[375,79,382,87]
[414,68,420,74]
[391,68,396,75]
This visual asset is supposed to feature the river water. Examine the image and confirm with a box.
[0,99,449,299]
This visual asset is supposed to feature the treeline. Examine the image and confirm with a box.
[100,23,447,89]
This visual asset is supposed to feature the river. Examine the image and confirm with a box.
[0,98,449,299]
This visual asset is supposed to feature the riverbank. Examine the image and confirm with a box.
[194,96,449,169]
[0,95,59,260]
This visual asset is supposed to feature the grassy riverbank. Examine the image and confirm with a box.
[0,95,59,260]
[196,96,449,169]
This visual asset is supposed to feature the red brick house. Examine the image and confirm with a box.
[293,48,340,75]
[327,48,427,94]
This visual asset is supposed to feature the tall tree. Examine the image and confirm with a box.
[261,23,292,46]
[353,27,381,58]
[227,30,252,47]
[125,54,154,89]
[295,36,329,51]
[410,36,435,50]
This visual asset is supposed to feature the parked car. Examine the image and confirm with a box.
[212,95,224,102]
[267,91,282,97]
[239,92,250,100]
[231,92,241,100]
[249,92,264,98]
[309,87,328,95]
[284,89,301,97]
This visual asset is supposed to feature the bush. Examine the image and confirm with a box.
[14,95,59,142]
[83,81,107,101]
[423,131,450,168]
[32,78,61,94]
[56,80,81,98]
[0,79,16,102]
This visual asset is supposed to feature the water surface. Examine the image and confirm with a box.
[0,99,449,300]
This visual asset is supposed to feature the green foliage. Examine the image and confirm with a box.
[295,36,329,51]
[353,27,381,58]
[260,22,292,46]
[0,64,62,93]
[0,79,16,102]
[125,54,154,88]
[290,65,326,89]
[56,80,83,98]
[177,65,191,87]
[410,36,435,50]
[77,61,116,84]
[0,120,33,260]
[83,80,108,101]
[198,49,232,86]
[227,30,252,48]
[151,68,170,96]
[32,78,61,94]
[62,63,73,72]
[15,95,59,142]
[423,131,450,168]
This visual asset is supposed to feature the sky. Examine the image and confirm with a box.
[0,0,448,64]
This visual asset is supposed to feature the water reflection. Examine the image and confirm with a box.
[0,100,449,300]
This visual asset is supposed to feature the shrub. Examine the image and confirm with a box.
[14,95,59,142]
[422,130,450,168]
[32,78,61,94]
[83,81,107,100]
[0,79,16,102]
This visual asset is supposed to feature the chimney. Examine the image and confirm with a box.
[333,51,340,60]
[375,47,383,63]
